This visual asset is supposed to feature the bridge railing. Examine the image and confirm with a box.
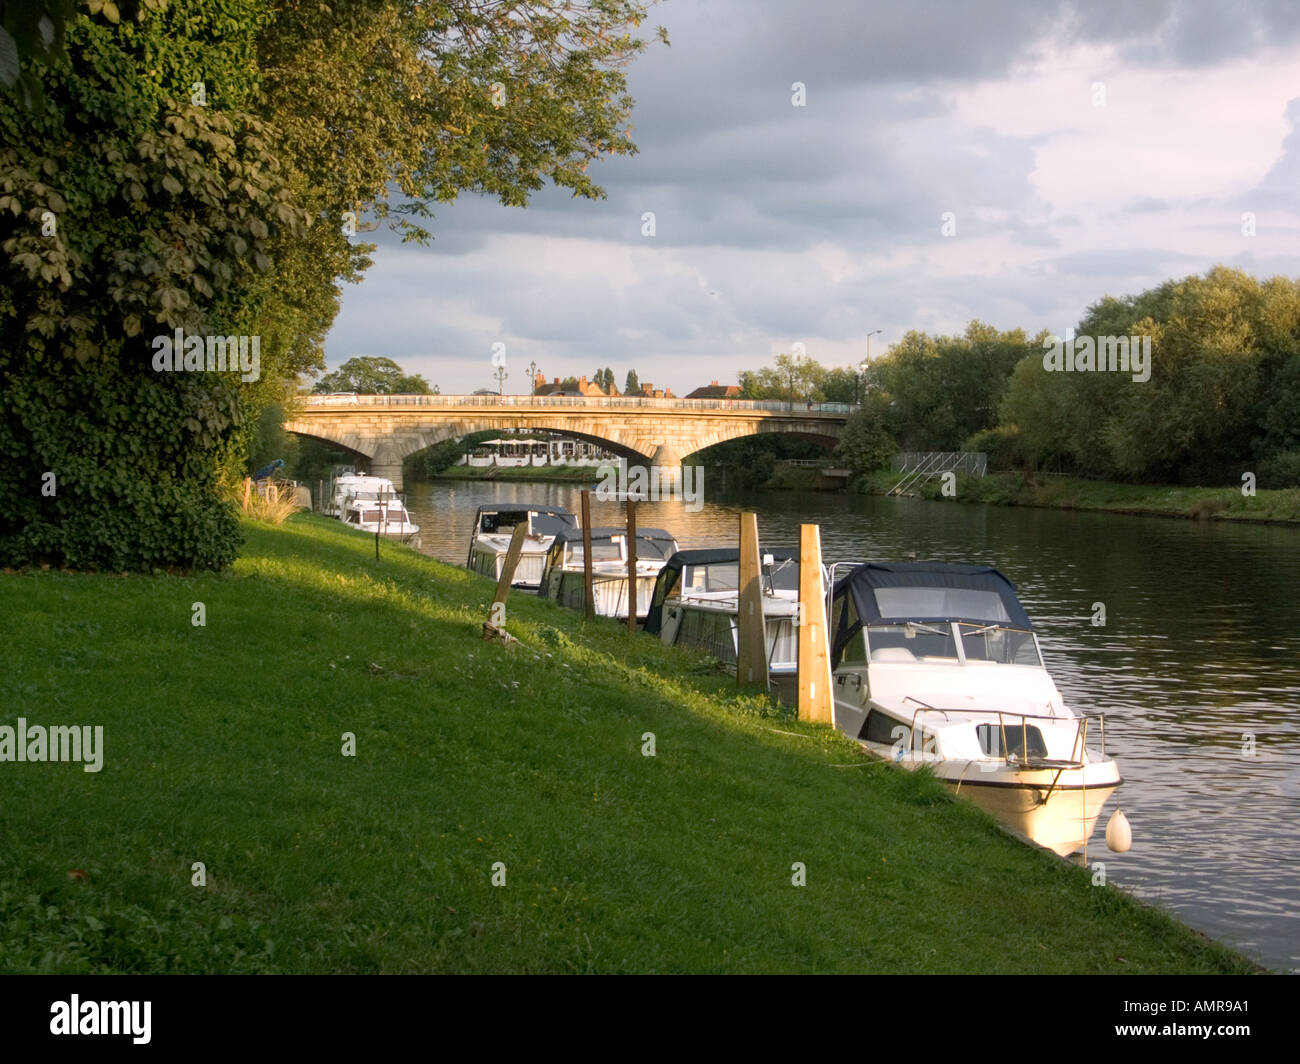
[297,393,858,415]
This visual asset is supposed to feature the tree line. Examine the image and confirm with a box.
[745,267,1300,489]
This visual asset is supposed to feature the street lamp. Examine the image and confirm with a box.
[494,366,508,395]
[526,360,538,395]
[858,329,882,405]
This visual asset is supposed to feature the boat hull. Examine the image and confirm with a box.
[870,745,1119,856]
[470,544,548,588]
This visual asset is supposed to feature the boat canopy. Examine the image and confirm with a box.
[472,504,575,537]
[643,547,799,635]
[830,562,1033,665]
[552,526,676,546]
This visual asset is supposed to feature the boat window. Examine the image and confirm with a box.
[635,537,676,561]
[362,510,384,523]
[590,540,623,562]
[958,624,1042,666]
[861,709,906,746]
[873,587,1011,623]
[683,562,739,594]
[976,723,1048,760]
[840,628,868,664]
[865,623,959,661]
[480,511,526,535]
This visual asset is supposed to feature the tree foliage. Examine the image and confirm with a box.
[312,356,432,394]
[999,268,1300,484]
[1,0,664,570]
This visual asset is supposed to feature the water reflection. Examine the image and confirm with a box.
[400,478,1300,972]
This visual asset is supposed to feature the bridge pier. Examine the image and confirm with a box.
[367,443,404,492]
[649,444,683,488]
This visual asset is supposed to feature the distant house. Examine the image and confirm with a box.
[685,380,741,399]
[636,382,676,399]
[533,373,609,397]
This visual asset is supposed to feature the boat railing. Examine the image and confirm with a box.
[897,704,1107,770]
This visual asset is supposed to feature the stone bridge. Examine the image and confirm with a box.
[285,394,856,489]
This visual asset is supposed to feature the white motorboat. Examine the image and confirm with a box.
[828,561,1121,856]
[466,504,576,589]
[644,548,805,675]
[323,472,394,517]
[538,526,679,620]
[340,494,420,539]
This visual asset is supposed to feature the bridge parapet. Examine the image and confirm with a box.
[300,393,858,417]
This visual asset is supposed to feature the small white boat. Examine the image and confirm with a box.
[341,495,420,539]
[828,561,1121,856]
[644,548,805,675]
[538,526,679,620]
[466,504,576,589]
[323,473,395,518]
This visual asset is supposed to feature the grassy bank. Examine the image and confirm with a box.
[854,469,1300,525]
[0,514,1261,973]
[432,464,599,484]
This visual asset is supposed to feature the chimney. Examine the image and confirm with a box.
[579,375,588,386]
[553,377,560,384]
[535,372,545,388]
[711,380,718,387]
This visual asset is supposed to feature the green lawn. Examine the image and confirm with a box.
[0,514,1261,973]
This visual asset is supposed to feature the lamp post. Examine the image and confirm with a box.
[858,329,882,405]
[526,360,538,395]
[494,366,508,395]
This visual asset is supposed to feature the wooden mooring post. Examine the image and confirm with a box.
[797,523,834,724]
[483,523,529,644]
[736,512,769,691]
[626,498,638,633]
[580,489,594,622]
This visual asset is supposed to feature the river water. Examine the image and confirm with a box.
[399,477,1300,973]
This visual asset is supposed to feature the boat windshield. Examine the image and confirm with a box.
[865,622,960,662]
[958,622,1041,666]
[863,621,1041,666]
[568,540,623,563]
[762,557,800,592]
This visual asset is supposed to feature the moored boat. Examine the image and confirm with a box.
[644,548,805,675]
[538,526,679,620]
[341,495,420,539]
[828,561,1121,856]
[466,504,577,589]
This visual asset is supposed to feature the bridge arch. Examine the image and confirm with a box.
[285,397,853,489]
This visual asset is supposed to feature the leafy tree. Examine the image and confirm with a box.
[0,0,664,570]
[312,356,432,394]
[835,403,897,475]
[624,369,640,395]
[0,1,305,571]
[999,268,1300,483]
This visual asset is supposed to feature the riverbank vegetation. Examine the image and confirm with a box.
[856,470,1300,524]
[0,514,1262,973]
[836,269,1300,494]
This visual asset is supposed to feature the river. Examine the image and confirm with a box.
[399,476,1300,973]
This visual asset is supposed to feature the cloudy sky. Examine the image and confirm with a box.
[322,0,1300,396]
